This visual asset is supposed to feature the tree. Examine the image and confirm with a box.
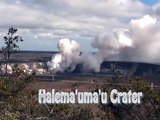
[2,27,23,74]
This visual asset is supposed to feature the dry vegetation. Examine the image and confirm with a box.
[0,68,160,120]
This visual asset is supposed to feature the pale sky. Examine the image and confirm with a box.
[0,0,159,51]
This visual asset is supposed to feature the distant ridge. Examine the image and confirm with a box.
[0,50,59,54]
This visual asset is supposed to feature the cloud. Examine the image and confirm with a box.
[33,0,149,17]
[0,0,157,51]
[152,2,160,16]
[0,0,150,30]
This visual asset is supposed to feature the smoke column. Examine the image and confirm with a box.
[117,15,159,62]
[47,38,80,74]
[48,15,160,74]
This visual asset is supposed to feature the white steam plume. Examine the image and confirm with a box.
[48,15,160,74]
[47,38,80,74]
[117,15,160,62]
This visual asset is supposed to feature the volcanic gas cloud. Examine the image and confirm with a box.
[47,15,160,74]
